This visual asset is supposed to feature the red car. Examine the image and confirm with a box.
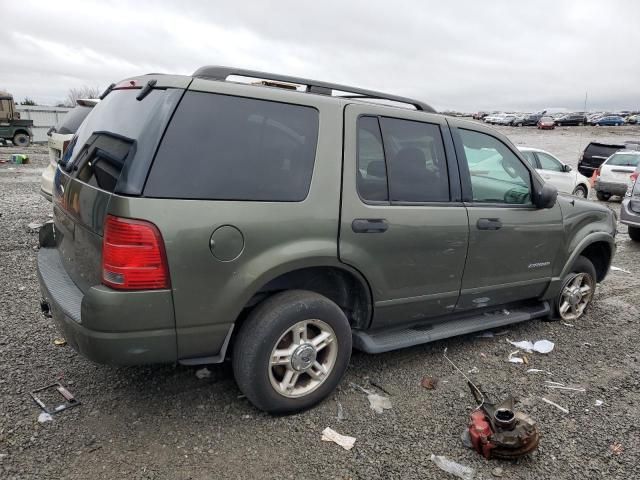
[537,116,555,129]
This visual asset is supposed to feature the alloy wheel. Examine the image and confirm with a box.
[558,272,594,321]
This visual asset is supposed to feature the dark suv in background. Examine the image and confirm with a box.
[37,67,616,413]
[577,141,640,177]
[555,114,587,126]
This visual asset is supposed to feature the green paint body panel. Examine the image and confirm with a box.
[36,72,617,365]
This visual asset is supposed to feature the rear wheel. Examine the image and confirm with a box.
[596,191,611,201]
[12,133,30,148]
[572,185,587,198]
[232,290,352,414]
[629,226,640,242]
[553,256,596,322]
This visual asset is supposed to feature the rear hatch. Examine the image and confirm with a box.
[600,152,640,184]
[579,142,625,173]
[52,75,189,293]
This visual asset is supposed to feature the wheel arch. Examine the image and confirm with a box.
[12,129,31,138]
[562,235,614,282]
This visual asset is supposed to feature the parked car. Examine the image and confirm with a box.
[37,66,616,413]
[473,112,488,120]
[594,151,640,201]
[620,167,640,241]
[40,99,99,201]
[493,114,517,125]
[522,113,543,126]
[577,141,626,177]
[594,115,625,126]
[555,114,587,126]
[510,114,526,127]
[518,147,590,197]
[537,116,555,129]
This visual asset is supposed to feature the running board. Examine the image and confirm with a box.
[352,302,550,354]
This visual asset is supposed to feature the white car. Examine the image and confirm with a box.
[518,147,591,198]
[594,150,640,201]
[41,99,99,201]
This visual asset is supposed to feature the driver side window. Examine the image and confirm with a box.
[459,129,532,205]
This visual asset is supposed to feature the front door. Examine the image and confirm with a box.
[535,151,575,194]
[339,104,468,329]
[449,123,565,310]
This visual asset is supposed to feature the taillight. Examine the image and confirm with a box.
[595,167,601,177]
[631,172,639,183]
[102,215,169,290]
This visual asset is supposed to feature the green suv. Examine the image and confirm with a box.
[37,67,616,413]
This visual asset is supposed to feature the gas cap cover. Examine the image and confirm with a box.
[209,225,244,262]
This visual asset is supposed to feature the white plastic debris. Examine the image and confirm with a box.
[594,400,604,407]
[546,385,585,392]
[527,368,553,375]
[508,350,524,364]
[508,339,554,354]
[430,454,476,480]
[541,397,569,414]
[367,393,392,414]
[195,367,211,379]
[27,222,43,230]
[562,322,575,327]
[545,380,565,386]
[610,266,631,274]
[468,367,479,374]
[321,427,356,450]
[37,412,53,423]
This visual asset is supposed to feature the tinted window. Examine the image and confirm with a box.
[357,116,388,201]
[55,105,94,135]
[379,117,449,202]
[537,152,563,172]
[459,129,531,205]
[145,92,319,201]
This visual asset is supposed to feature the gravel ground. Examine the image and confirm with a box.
[1,126,639,480]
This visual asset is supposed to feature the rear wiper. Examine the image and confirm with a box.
[99,83,116,100]
[136,79,157,101]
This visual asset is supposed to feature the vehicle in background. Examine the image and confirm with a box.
[522,113,543,126]
[519,147,590,197]
[594,115,625,126]
[484,113,505,124]
[577,141,626,177]
[620,167,640,241]
[473,112,488,120]
[555,114,587,126]
[0,93,33,147]
[493,114,517,125]
[594,151,640,201]
[627,114,639,124]
[509,114,526,127]
[36,66,616,414]
[537,116,555,129]
[40,99,99,201]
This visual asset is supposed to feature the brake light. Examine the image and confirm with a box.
[595,167,601,177]
[102,215,169,290]
[631,172,639,183]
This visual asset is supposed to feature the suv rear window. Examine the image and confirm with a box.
[54,104,94,135]
[144,92,319,201]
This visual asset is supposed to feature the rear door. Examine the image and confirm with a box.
[535,151,574,194]
[339,104,468,329]
[449,122,564,310]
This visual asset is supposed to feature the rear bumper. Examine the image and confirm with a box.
[595,179,627,196]
[37,247,177,365]
[620,198,640,227]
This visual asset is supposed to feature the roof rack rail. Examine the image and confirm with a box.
[192,66,436,113]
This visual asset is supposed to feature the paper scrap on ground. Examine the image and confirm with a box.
[508,339,554,354]
[367,393,392,413]
[37,412,53,423]
[195,367,211,379]
[508,350,524,364]
[610,266,631,274]
[541,397,569,414]
[321,427,356,450]
[430,454,475,480]
[595,399,604,406]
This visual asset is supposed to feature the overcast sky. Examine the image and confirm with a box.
[1,0,638,112]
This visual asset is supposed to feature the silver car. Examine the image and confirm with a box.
[620,166,640,241]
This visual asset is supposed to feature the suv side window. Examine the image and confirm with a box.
[145,91,319,201]
[537,152,563,172]
[379,117,449,202]
[357,116,388,202]
[458,129,532,205]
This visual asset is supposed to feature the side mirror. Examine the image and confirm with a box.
[563,164,572,172]
[534,182,558,209]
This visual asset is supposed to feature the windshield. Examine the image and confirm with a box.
[607,153,640,167]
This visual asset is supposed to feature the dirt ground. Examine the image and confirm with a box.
[1,125,639,480]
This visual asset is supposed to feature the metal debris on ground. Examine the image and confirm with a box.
[31,383,80,416]
[430,454,475,480]
[507,339,554,354]
[195,367,211,379]
[53,338,67,346]
[367,393,392,414]
[321,427,356,451]
[421,376,438,390]
[541,397,569,414]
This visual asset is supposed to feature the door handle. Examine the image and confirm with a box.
[477,218,502,230]
[351,218,388,233]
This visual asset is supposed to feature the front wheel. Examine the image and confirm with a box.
[596,191,611,201]
[232,290,352,414]
[12,133,30,148]
[553,256,596,321]
[629,226,640,242]
[572,185,588,198]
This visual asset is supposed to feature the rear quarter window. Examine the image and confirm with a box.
[144,92,319,201]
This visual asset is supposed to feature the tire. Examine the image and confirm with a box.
[572,185,588,198]
[629,226,640,242]
[596,191,611,201]
[551,256,597,321]
[12,133,30,148]
[232,290,352,414]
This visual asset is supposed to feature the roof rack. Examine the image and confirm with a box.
[192,66,436,113]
